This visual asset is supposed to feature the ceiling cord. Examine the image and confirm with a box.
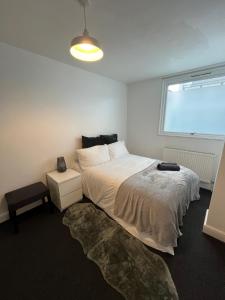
[83,5,87,33]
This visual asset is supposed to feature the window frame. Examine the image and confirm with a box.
[159,66,225,141]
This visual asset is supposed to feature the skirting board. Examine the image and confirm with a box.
[0,200,42,224]
[200,181,213,191]
[0,211,9,223]
[203,209,225,243]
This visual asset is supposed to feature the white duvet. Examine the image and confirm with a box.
[82,154,153,207]
[81,154,199,255]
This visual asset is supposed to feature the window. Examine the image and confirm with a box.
[159,67,225,140]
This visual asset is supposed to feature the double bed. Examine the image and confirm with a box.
[77,147,200,255]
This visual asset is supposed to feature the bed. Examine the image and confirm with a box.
[75,140,200,255]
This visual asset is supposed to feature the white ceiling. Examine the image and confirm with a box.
[1,0,225,83]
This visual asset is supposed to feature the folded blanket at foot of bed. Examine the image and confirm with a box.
[114,162,200,249]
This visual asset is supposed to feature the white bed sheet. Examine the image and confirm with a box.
[81,154,175,254]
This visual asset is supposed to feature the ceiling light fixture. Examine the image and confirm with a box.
[70,0,104,62]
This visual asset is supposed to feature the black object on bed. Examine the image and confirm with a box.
[157,162,180,171]
[82,134,118,148]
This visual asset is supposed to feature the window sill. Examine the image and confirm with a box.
[158,131,225,141]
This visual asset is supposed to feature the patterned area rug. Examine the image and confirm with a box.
[63,203,179,300]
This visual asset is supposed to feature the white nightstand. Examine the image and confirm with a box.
[47,169,82,212]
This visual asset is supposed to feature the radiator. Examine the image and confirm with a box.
[163,147,215,184]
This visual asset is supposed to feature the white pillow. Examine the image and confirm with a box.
[76,145,110,170]
[108,141,129,160]
[72,160,82,173]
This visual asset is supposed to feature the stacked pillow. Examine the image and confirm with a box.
[82,134,118,148]
[76,144,110,170]
[100,134,118,145]
[76,140,129,171]
[108,141,128,160]
[81,136,103,148]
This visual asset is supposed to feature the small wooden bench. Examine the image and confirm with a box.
[5,182,52,233]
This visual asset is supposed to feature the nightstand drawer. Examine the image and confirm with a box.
[59,177,81,196]
[61,189,82,210]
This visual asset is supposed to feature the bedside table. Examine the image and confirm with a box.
[47,169,82,211]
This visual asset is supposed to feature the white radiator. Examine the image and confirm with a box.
[163,147,215,184]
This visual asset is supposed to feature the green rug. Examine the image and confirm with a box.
[63,203,179,300]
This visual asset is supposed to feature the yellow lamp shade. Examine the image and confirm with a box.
[70,34,104,62]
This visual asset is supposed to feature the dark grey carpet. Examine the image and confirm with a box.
[0,189,224,300]
[63,202,178,300]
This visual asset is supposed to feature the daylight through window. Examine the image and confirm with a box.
[160,72,225,139]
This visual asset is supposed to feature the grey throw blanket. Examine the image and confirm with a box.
[114,162,200,248]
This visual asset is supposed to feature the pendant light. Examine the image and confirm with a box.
[70,0,104,62]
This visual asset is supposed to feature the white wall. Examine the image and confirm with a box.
[0,43,127,221]
[127,78,224,179]
[203,143,225,243]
